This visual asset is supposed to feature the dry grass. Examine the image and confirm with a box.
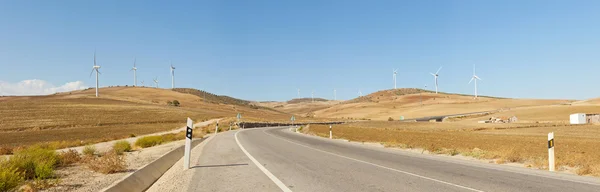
[312,89,570,120]
[86,151,127,174]
[58,149,81,167]
[309,122,600,176]
[0,87,297,149]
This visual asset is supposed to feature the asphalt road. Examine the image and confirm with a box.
[186,127,600,192]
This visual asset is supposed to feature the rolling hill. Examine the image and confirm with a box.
[311,89,572,121]
[0,86,294,146]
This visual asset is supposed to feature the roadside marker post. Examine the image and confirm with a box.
[548,132,555,172]
[291,115,296,130]
[329,125,332,139]
[215,120,219,134]
[229,123,232,131]
[184,118,193,170]
[237,113,242,129]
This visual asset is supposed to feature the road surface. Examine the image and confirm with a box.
[180,127,600,192]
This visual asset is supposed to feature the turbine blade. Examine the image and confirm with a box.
[134,57,136,67]
[436,66,443,74]
[430,73,436,76]
[94,50,97,66]
[90,69,95,78]
[475,75,482,80]
[468,77,474,84]
[96,69,101,75]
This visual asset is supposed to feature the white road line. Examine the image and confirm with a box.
[263,128,485,192]
[235,130,292,192]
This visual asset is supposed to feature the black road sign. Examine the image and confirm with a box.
[548,139,554,149]
[186,126,193,139]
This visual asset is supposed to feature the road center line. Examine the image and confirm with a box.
[234,130,292,192]
[263,128,485,192]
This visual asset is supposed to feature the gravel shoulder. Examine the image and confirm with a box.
[39,119,220,192]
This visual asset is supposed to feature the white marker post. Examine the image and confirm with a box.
[229,124,232,131]
[548,132,555,172]
[215,120,219,134]
[184,118,193,170]
[329,125,332,139]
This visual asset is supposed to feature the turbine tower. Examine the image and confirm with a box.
[334,89,336,100]
[153,77,159,88]
[90,51,101,97]
[312,90,315,102]
[131,57,137,87]
[170,61,175,89]
[468,65,482,99]
[430,66,442,94]
[297,88,300,99]
[393,68,398,89]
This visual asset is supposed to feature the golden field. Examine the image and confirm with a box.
[311,89,571,120]
[0,87,299,148]
[308,121,600,176]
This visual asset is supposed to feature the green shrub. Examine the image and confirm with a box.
[172,100,180,107]
[112,141,132,155]
[9,145,59,180]
[388,117,394,121]
[0,160,25,192]
[83,145,96,156]
[135,136,163,148]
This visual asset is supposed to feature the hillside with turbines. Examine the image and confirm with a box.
[266,88,569,121]
[0,87,299,147]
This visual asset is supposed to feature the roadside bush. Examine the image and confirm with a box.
[0,146,13,155]
[9,145,59,180]
[112,141,132,155]
[167,101,173,106]
[135,136,163,148]
[87,152,127,174]
[58,149,81,166]
[388,117,394,121]
[172,100,180,107]
[83,145,96,156]
[0,160,25,192]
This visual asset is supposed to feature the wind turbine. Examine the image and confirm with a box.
[153,77,159,88]
[468,65,482,99]
[170,61,175,89]
[430,66,442,94]
[297,88,300,99]
[333,89,336,100]
[312,90,315,102]
[393,68,398,89]
[90,51,101,97]
[130,57,137,87]
[358,90,362,97]
[141,80,145,87]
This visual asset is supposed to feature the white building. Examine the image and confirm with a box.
[570,113,586,124]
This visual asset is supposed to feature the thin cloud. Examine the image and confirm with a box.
[0,79,88,96]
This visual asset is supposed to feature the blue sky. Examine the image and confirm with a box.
[1,1,600,101]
